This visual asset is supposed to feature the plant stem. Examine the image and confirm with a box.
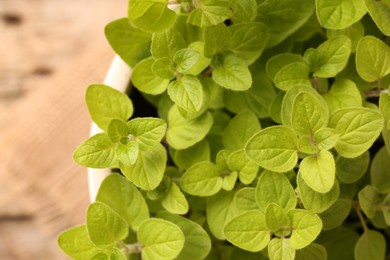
[353,203,368,232]
[377,77,382,96]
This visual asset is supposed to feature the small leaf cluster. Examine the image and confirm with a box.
[59,0,390,259]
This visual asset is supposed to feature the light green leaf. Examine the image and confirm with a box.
[121,143,166,190]
[73,133,117,168]
[180,161,222,196]
[314,128,339,151]
[105,18,151,67]
[314,36,351,78]
[265,204,291,237]
[86,84,133,130]
[207,191,237,240]
[329,107,384,158]
[326,21,365,52]
[228,149,259,184]
[107,119,129,143]
[186,41,211,75]
[266,53,303,82]
[364,0,390,36]
[274,62,311,91]
[132,57,170,95]
[152,58,175,79]
[298,173,339,213]
[319,199,351,230]
[91,253,109,260]
[171,139,210,170]
[371,147,390,193]
[173,48,200,73]
[203,23,231,58]
[216,149,232,173]
[158,213,212,260]
[110,248,127,260]
[256,171,297,212]
[336,151,369,183]
[322,79,362,114]
[187,0,235,27]
[224,211,270,252]
[268,238,296,260]
[245,126,298,172]
[86,202,128,247]
[223,111,261,150]
[161,182,189,215]
[234,187,258,214]
[115,141,139,166]
[354,230,386,260]
[212,52,252,91]
[96,174,149,230]
[138,218,185,260]
[147,175,171,201]
[297,136,320,155]
[315,0,367,29]
[288,209,322,249]
[358,185,381,218]
[379,92,390,123]
[300,150,336,193]
[168,75,204,113]
[222,172,238,191]
[295,243,327,260]
[229,22,270,64]
[58,225,109,260]
[167,105,213,150]
[231,0,257,23]
[356,36,390,82]
[127,117,166,151]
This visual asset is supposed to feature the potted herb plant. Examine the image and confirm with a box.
[58,0,390,259]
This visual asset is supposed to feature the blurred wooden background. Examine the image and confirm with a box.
[0,0,127,258]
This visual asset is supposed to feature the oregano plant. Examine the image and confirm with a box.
[59,0,390,259]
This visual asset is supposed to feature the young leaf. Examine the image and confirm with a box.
[167,105,213,150]
[228,149,259,185]
[364,0,390,36]
[288,210,322,249]
[180,161,222,196]
[297,173,339,213]
[211,51,252,91]
[152,58,175,80]
[295,243,327,260]
[371,147,390,193]
[96,174,149,230]
[171,139,210,170]
[358,185,381,218]
[161,182,189,215]
[274,62,311,91]
[328,107,384,158]
[186,41,211,75]
[86,202,128,248]
[266,53,303,82]
[322,79,362,114]
[267,238,296,260]
[336,151,369,184]
[173,48,200,73]
[356,36,390,82]
[73,133,117,168]
[315,0,367,29]
[115,141,139,166]
[121,143,166,190]
[265,204,291,237]
[86,84,133,130]
[224,211,270,252]
[234,188,258,213]
[138,218,185,260]
[354,230,386,260]
[300,150,336,193]
[167,75,204,113]
[245,126,298,172]
[127,117,166,151]
[256,171,297,212]
[107,119,129,143]
[314,128,339,151]
[187,0,235,27]
[319,199,352,230]
[222,171,238,191]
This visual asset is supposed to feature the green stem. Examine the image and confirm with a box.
[377,77,382,96]
[353,203,368,232]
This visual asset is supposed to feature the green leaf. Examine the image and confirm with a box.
[364,0,390,36]
[315,0,367,29]
[288,209,322,249]
[297,136,320,155]
[203,23,231,58]
[265,204,291,237]
[354,230,386,260]
[121,143,166,190]
[173,48,200,73]
[371,147,390,193]
[297,173,339,213]
[105,18,151,67]
[245,126,298,172]
[326,21,365,53]
[295,243,327,260]
[86,84,133,130]
[171,139,210,170]
[96,174,149,230]
[207,191,237,240]
[234,187,258,213]
[158,213,212,260]
[147,175,171,201]
[224,211,270,252]
[186,41,211,75]
[152,58,175,79]
[336,151,369,183]
[132,57,170,94]
[356,36,390,82]
[228,149,259,185]
[138,218,185,260]
[231,0,257,23]
[256,171,297,212]
[167,75,204,113]
[127,117,166,151]
[86,202,128,247]
[222,172,238,191]
[187,0,235,27]
[358,185,381,218]
[73,133,117,168]
[107,119,129,143]
[266,53,303,82]
[313,36,351,78]
[180,161,222,196]
[223,111,261,150]
[110,248,127,260]
[268,238,296,260]
[167,105,213,150]
[58,225,109,260]
[229,22,270,64]
[274,62,311,91]
[314,128,339,151]
[211,52,252,91]
[161,182,189,215]
[115,141,139,166]
[269,91,285,124]
[300,150,336,193]
[322,79,362,114]
[319,199,351,230]
[329,107,384,158]
[291,92,328,136]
